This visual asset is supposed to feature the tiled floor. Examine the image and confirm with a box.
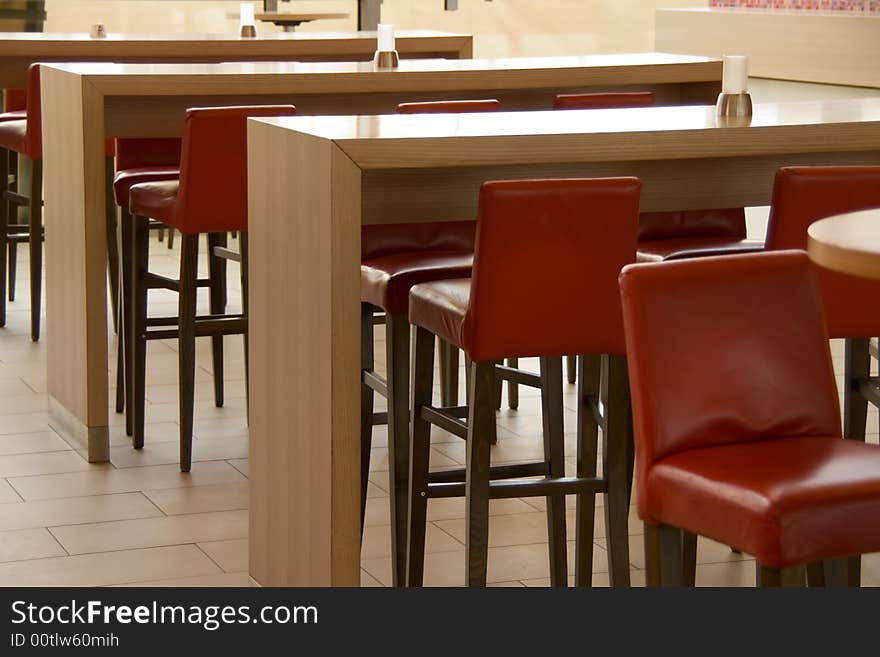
[0,232,879,587]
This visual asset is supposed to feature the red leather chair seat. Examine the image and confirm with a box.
[644,435,880,568]
[362,255,471,316]
[129,180,180,228]
[637,237,763,262]
[0,119,27,153]
[407,278,470,349]
[114,166,180,207]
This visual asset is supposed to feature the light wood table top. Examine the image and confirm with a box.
[808,209,880,279]
[243,97,880,585]
[0,29,472,87]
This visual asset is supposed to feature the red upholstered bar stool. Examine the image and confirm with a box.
[765,167,880,461]
[552,91,759,384]
[1,89,26,303]
[126,105,296,471]
[406,178,641,587]
[360,99,499,587]
[112,137,182,429]
[0,65,115,341]
[620,251,880,587]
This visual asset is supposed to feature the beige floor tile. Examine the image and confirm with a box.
[192,417,249,440]
[107,422,181,446]
[8,460,246,501]
[0,394,49,416]
[522,570,647,587]
[0,478,22,503]
[0,451,97,478]
[0,544,222,586]
[0,379,39,397]
[695,559,757,587]
[144,481,248,515]
[861,552,880,586]
[109,436,248,468]
[0,431,72,456]
[0,492,162,532]
[227,458,248,477]
[361,569,383,587]
[115,572,252,587]
[198,538,248,572]
[360,523,463,561]
[50,510,247,555]
[0,528,67,563]
[0,412,52,435]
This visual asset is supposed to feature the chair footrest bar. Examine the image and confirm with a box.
[426,476,605,499]
[362,371,388,398]
[495,365,542,388]
[212,246,242,262]
[858,376,880,408]
[587,395,604,427]
[427,461,550,484]
[371,411,388,425]
[420,405,468,439]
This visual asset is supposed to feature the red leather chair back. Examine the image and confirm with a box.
[4,88,26,112]
[638,208,747,241]
[619,251,841,513]
[362,221,475,261]
[461,178,641,361]
[552,92,655,110]
[176,105,296,235]
[23,64,41,159]
[766,166,880,338]
[115,138,182,171]
[396,99,502,114]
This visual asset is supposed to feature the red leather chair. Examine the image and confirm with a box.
[765,166,880,452]
[360,99,499,587]
[406,177,641,587]
[1,89,26,119]
[0,65,115,341]
[126,105,296,472]
[551,91,759,384]
[619,250,880,586]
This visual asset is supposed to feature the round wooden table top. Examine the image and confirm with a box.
[808,208,880,279]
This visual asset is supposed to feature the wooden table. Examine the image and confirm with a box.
[245,98,880,585]
[0,30,472,88]
[38,52,722,464]
[808,209,880,279]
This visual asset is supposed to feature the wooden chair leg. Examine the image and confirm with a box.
[566,355,577,384]
[506,357,519,410]
[682,530,697,586]
[120,207,134,435]
[207,232,227,408]
[157,227,164,242]
[385,313,411,587]
[0,147,7,327]
[27,158,42,342]
[757,563,805,587]
[178,234,199,473]
[540,355,567,586]
[130,213,150,449]
[575,354,600,586]
[438,340,459,408]
[466,360,495,587]
[603,354,632,587]
[645,523,687,586]
[167,228,175,249]
[844,337,870,443]
[406,325,435,587]
[809,557,861,587]
[105,156,119,335]
[360,303,375,535]
[239,231,249,415]
[7,240,15,302]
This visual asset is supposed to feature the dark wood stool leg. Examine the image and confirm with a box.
[844,337,870,442]
[566,355,577,384]
[807,559,858,587]
[120,207,134,436]
[114,323,125,414]
[360,302,375,535]
[682,530,697,586]
[466,360,494,587]
[540,355,568,586]
[27,158,42,341]
[385,313,411,587]
[493,360,502,410]
[8,240,16,302]
[167,228,175,249]
[131,213,150,449]
[0,147,7,326]
[507,357,519,410]
[603,354,632,587]
[105,156,119,334]
[178,234,199,473]
[438,340,459,407]
[406,325,435,587]
[7,152,16,304]
[207,232,227,408]
[575,354,600,586]
[757,563,805,587]
[644,523,661,586]
[239,231,249,414]
[647,524,687,587]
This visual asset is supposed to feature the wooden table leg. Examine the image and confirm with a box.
[40,67,110,462]
[247,120,361,586]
